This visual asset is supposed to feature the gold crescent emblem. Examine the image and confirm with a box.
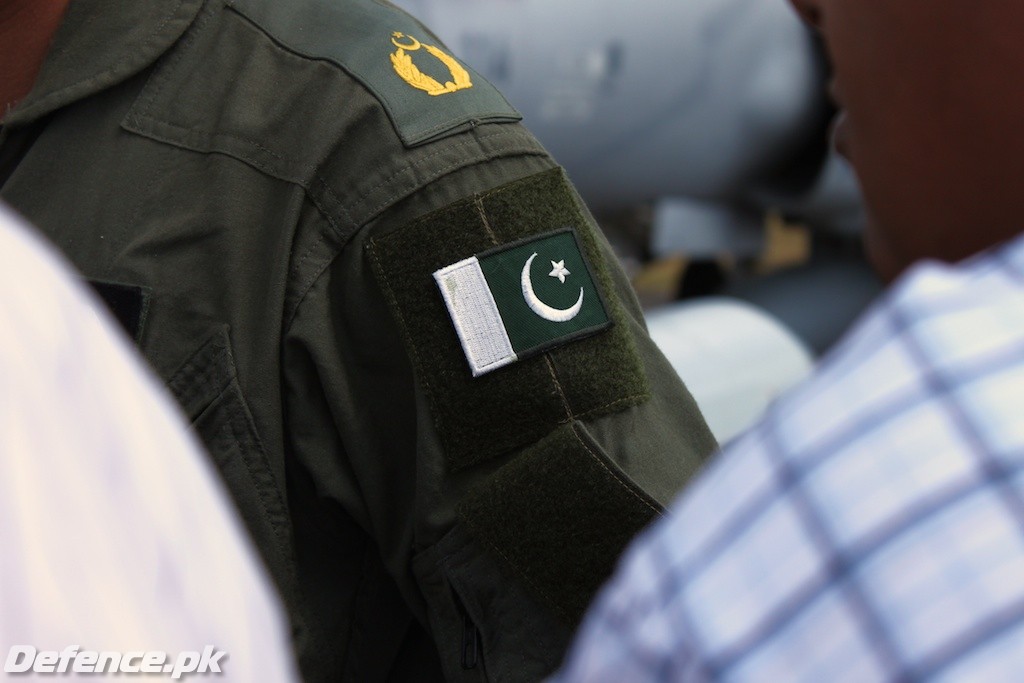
[390,32,473,96]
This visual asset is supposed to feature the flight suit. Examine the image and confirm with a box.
[0,0,717,680]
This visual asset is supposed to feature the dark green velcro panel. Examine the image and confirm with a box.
[368,168,648,472]
[457,423,662,625]
[228,0,521,147]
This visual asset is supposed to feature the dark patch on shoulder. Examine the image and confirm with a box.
[367,168,649,472]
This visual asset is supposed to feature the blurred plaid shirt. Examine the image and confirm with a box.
[553,234,1024,683]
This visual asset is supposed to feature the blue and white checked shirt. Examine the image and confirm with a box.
[554,234,1024,682]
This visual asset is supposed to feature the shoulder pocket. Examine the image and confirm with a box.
[166,326,293,588]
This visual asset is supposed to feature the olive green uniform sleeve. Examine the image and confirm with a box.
[283,134,716,681]
[1,0,715,678]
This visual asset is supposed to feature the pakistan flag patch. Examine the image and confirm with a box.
[434,229,612,376]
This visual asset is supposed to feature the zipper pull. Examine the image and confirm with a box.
[461,613,479,670]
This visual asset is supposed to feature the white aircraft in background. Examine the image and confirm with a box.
[395,0,881,442]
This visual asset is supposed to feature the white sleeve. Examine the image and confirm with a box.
[0,203,298,682]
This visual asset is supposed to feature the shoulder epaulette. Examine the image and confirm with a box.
[228,0,522,147]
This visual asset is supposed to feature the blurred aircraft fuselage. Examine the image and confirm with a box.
[394,0,859,235]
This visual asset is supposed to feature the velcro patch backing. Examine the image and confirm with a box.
[457,422,662,625]
[368,168,648,472]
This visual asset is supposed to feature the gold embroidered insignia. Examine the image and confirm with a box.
[390,32,473,96]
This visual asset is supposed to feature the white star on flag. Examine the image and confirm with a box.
[549,260,570,283]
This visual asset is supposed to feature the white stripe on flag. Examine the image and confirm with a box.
[434,257,517,376]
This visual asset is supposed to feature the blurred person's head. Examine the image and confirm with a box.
[0,0,70,114]
[789,0,1024,282]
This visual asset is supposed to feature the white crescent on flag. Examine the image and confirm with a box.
[521,252,584,323]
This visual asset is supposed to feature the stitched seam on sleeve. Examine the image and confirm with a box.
[473,196,500,246]
[284,150,548,334]
[357,144,547,225]
[222,393,291,545]
[545,355,574,422]
[570,422,663,518]
[569,392,649,424]
[350,130,532,215]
